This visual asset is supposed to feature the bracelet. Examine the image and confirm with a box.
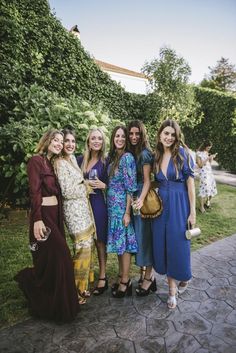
[125,212,130,216]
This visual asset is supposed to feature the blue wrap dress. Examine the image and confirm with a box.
[107,152,138,255]
[133,148,154,267]
[152,147,194,281]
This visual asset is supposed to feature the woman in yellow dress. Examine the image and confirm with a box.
[54,128,96,304]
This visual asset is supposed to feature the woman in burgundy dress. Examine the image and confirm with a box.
[77,128,108,295]
[15,129,79,322]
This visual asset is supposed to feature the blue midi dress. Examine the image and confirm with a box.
[77,156,108,244]
[107,152,138,255]
[133,148,154,267]
[152,147,194,281]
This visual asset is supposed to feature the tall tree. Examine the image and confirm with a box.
[201,57,236,91]
[142,46,202,127]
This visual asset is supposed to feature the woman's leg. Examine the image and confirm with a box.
[95,239,107,287]
[167,276,177,309]
[199,197,205,213]
[119,252,131,291]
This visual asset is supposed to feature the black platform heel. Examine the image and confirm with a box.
[112,279,132,298]
[111,274,121,292]
[93,277,108,296]
[136,277,157,296]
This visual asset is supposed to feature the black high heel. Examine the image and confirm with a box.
[112,279,132,298]
[93,277,108,296]
[136,277,157,297]
[111,274,121,292]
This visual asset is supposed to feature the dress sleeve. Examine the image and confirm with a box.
[140,149,153,166]
[119,153,137,193]
[180,147,195,179]
[56,159,86,199]
[27,156,43,222]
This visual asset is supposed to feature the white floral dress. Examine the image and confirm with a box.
[196,151,217,197]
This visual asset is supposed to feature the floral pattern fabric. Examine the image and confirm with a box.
[107,152,138,255]
[196,151,217,197]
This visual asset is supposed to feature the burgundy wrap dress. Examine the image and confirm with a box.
[15,155,79,322]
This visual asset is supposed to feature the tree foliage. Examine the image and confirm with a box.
[142,47,202,127]
[200,57,236,92]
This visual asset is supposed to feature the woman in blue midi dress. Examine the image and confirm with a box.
[152,119,196,309]
[107,126,138,298]
[128,120,157,296]
[77,128,108,295]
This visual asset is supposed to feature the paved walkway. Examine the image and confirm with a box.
[1,234,236,353]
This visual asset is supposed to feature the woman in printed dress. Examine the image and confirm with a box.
[15,129,79,322]
[107,125,138,298]
[54,128,96,305]
[196,140,217,213]
[77,128,108,295]
[152,119,196,309]
[127,120,156,296]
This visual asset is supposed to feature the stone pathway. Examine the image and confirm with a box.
[1,234,236,353]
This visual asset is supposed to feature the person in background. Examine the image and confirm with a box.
[78,128,108,295]
[15,129,79,322]
[196,140,217,213]
[54,128,96,305]
[152,119,196,309]
[107,125,138,298]
[127,120,156,296]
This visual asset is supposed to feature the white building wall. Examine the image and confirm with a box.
[104,70,148,95]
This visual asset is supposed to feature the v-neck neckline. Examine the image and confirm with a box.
[161,156,171,180]
[86,159,99,174]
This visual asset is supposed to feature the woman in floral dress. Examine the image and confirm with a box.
[54,128,96,305]
[196,140,217,213]
[107,125,138,298]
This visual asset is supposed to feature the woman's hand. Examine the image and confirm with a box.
[88,177,106,190]
[123,213,131,227]
[188,211,196,228]
[135,197,144,209]
[33,220,46,240]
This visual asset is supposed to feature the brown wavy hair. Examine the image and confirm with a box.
[154,119,190,177]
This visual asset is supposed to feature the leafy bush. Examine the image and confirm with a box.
[0,84,117,206]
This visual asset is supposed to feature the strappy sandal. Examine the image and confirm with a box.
[111,274,121,291]
[78,297,87,305]
[178,281,189,295]
[93,277,108,296]
[167,287,177,309]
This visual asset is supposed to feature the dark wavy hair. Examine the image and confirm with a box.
[127,120,151,159]
[108,125,128,176]
[198,140,212,151]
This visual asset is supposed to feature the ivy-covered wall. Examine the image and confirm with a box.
[0,0,145,124]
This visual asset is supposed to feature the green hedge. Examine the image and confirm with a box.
[0,0,145,124]
[183,87,236,172]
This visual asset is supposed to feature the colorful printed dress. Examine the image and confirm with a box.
[196,151,217,198]
[152,147,194,281]
[55,155,95,298]
[133,148,154,267]
[107,152,138,255]
[77,156,108,244]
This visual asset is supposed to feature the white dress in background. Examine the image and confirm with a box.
[196,151,217,198]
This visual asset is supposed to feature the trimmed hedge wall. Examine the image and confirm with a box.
[183,87,236,172]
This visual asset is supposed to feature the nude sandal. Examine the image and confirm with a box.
[167,287,177,309]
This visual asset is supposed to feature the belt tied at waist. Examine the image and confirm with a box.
[41,195,58,206]
[158,180,187,191]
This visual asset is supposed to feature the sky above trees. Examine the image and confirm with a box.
[48,0,236,84]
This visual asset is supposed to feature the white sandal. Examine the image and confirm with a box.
[167,287,177,309]
[178,281,189,295]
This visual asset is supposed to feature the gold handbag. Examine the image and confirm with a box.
[140,182,163,219]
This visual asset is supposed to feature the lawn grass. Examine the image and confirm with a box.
[0,182,235,328]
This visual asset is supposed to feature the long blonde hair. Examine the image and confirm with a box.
[81,128,106,173]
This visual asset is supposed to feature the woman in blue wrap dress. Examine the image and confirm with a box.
[152,119,196,309]
[128,120,156,296]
